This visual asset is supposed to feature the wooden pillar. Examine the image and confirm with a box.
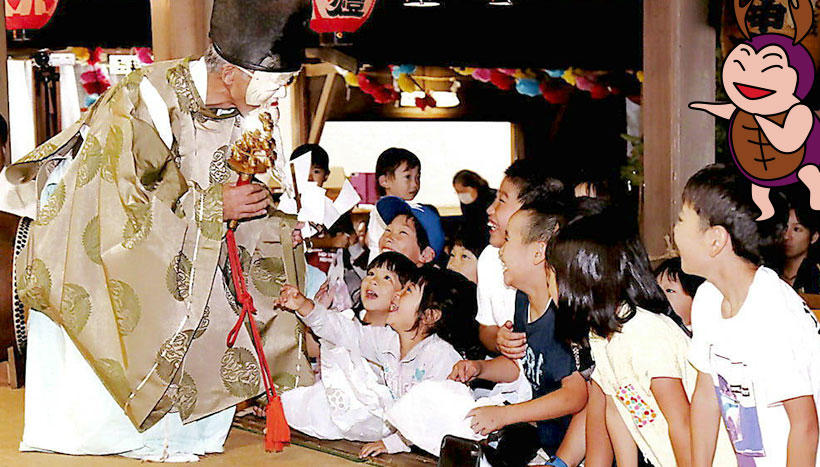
[0,2,9,167]
[641,0,716,257]
[308,74,337,144]
[150,0,213,61]
[290,73,309,148]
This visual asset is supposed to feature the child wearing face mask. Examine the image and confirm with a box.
[278,267,474,458]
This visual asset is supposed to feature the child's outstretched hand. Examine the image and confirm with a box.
[277,285,314,316]
[359,440,387,458]
[448,360,482,383]
[314,280,332,309]
[466,405,508,436]
[497,321,527,359]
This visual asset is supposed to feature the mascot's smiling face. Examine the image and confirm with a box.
[723,42,798,116]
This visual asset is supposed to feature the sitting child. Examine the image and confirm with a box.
[446,227,487,284]
[367,148,422,263]
[549,209,734,466]
[654,257,704,328]
[301,251,416,359]
[377,196,444,267]
[477,159,565,355]
[278,267,471,457]
[449,201,588,466]
[354,252,416,326]
[677,164,820,466]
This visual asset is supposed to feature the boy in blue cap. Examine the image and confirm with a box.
[376,196,444,267]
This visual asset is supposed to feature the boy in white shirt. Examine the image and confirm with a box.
[476,159,565,356]
[675,164,820,466]
[366,148,421,263]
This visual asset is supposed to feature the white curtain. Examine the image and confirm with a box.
[59,64,81,131]
[7,59,36,163]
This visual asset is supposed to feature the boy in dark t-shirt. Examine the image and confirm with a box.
[513,291,575,453]
[449,201,588,465]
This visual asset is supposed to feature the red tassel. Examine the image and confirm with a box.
[225,175,290,454]
[265,395,291,452]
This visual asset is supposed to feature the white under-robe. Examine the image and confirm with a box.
[21,310,235,461]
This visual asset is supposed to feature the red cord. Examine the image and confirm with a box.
[225,175,289,452]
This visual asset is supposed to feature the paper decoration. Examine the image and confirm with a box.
[338,63,641,108]
[324,180,362,227]
[489,69,515,90]
[391,64,417,78]
[471,68,492,82]
[414,94,436,110]
[515,78,541,97]
[397,74,417,93]
[452,67,475,76]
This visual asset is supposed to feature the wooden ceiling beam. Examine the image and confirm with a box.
[305,48,358,74]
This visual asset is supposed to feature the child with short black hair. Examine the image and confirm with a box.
[447,226,487,284]
[278,266,474,457]
[297,250,416,361]
[654,257,705,327]
[450,200,588,465]
[376,196,444,267]
[291,143,331,187]
[355,251,416,325]
[477,158,566,355]
[676,163,820,466]
[367,148,422,262]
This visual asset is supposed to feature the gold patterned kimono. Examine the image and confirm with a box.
[4,58,313,431]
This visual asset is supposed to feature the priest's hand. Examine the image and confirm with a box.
[223,183,271,221]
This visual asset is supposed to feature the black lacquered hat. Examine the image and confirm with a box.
[209,0,310,72]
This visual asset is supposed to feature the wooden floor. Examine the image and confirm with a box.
[0,384,358,466]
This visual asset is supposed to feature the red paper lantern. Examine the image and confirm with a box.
[5,0,59,31]
[310,0,377,33]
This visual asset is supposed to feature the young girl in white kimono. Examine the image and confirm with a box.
[279,266,478,457]
[280,252,414,438]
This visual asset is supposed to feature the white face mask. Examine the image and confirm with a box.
[240,69,297,106]
[458,192,477,205]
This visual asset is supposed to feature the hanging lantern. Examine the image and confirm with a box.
[310,0,377,33]
[5,0,59,31]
